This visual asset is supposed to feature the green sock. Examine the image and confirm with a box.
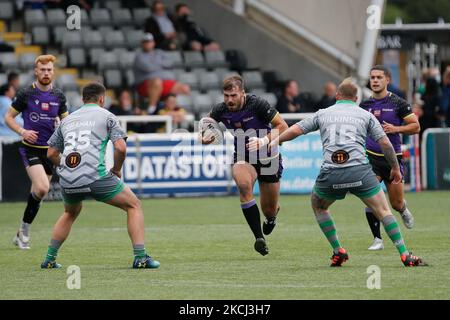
[45,239,62,261]
[133,244,147,259]
[315,212,342,253]
[382,215,409,255]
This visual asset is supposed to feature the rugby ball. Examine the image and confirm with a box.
[198,117,224,144]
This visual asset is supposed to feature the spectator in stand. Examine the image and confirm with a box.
[144,0,178,50]
[133,33,190,116]
[317,81,336,109]
[420,77,442,134]
[0,84,23,137]
[441,67,450,127]
[173,3,220,52]
[109,89,136,116]
[7,72,20,91]
[157,93,186,132]
[276,80,316,113]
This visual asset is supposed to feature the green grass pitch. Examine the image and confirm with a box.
[1,191,449,299]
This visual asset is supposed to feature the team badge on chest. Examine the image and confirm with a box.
[41,102,49,111]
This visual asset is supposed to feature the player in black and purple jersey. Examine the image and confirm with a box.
[201,75,288,256]
[360,65,420,251]
[5,55,68,250]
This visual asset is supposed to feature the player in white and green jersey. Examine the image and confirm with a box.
[268,79,426,268]
[40,82,160,269]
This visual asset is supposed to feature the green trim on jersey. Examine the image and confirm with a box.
[80,103,99,108]
[98,136,109,178]
[336,100,356,105]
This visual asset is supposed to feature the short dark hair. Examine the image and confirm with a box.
[370,65,392,79]
[223,75,244,91]
[151,0,163,12]
[0,84,12,95]
[175,3,187,13]
[7,72,19,82]
[82,82,106,103]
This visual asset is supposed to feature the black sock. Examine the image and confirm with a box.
[22,193,41,224]
[365,208,381,239]
[241,199,264,239]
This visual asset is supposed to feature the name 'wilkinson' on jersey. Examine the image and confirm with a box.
[322,116,364,124]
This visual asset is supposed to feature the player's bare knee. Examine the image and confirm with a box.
[34,185,49,199]
[237,182,253,199]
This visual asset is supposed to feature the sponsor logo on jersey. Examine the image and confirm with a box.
[30,112,40,122]
[243,116,254,122]
[41,103,49,110]
[382,108,393,112]
[374,110,381,118]
[331,150,349,164]
[50,102,59,106]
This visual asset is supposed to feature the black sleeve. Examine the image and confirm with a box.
[395,96,413,119]
[209,103,225,122]
[255,96,278,124]
[11,88,28,113]
[57,91,68,116]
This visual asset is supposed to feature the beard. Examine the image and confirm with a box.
[38,77,51,86]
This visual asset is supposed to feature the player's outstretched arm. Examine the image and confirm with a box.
[382,115,420,135]
[47,147,61,166]
[270,124,304,148]
[377,136,402,184]
[111,138,126,178]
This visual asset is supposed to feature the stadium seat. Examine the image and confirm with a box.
[164,51,184,69]
[259,92,278,107]
[65,91,83,112]
[62,31,83,49]
[89,9,112,27]
[98,26,115,39]
[104,69,123,88]
[176,94,193,111]
[25,10,46,29]
[1,53,20,71]
[56,74,78,91]
[104,30,126,49]
[207,90,223,105]
[199,71,220,92]
[68,48,87,68]
[125,69,135,87]
[19,53,38,70]
[83,30,104,48]
[97,51,119,71]
[52,26,68,45]
[193,94,213,113]
[104,0,122,10]
[243,70,265,90]
[0,2,14,20]
[132,8,152,27]
[183,51,205,69]
[125,29,145,49]
[46,9,66,26]
[19,73,33,87]
[112,8,134,27]
[31,26,50,46]
[89,48,107,67]
[80,9,90,27]
[177,71,199,91]
[205,51,228,69]
[119,51,136,70]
